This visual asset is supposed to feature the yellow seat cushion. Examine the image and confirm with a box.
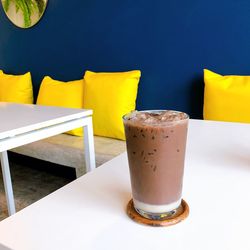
[37,76,84,136]
[0,70,33,104]
[83,70,141,140]
[204,69,250,123]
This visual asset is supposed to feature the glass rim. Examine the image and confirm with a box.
[122,110,189,122]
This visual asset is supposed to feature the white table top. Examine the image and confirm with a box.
[0,119,250,250]
[0,102,92,140]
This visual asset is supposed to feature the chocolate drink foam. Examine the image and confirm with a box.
[124,110,188,209]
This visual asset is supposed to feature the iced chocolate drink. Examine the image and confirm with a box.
[123,110,189,220]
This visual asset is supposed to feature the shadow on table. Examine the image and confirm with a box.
[0,243,13,250]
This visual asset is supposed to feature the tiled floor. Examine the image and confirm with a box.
[0,153,76,220]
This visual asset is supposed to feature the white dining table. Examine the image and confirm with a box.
[0,102,96,216]
[0,119,249,250]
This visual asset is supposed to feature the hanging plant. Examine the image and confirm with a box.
[1,0,47,28]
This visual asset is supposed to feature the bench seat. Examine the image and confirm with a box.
[10,134,126,177]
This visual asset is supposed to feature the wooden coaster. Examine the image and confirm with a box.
[126,199,189,227]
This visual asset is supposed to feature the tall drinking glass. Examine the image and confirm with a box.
[123,110,189,220]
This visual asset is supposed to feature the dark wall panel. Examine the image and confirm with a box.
[1,0,250,118]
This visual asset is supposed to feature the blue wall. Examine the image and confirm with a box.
[1,0,250,118]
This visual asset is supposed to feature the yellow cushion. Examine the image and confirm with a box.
[204,69,250,123]
[37,76,84,136]
[83,70,141,140]
[0,70,33,104]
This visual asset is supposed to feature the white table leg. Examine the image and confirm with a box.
[83,117,96,173]
[0,151,16,215]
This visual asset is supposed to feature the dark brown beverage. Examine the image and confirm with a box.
[123,110,188,220]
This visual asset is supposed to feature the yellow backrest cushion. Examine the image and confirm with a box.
[0,70,33,104]
[37,76,84,136]
[204,69,250,123]
[83,70,141,140]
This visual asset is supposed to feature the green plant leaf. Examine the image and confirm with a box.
[30,0,39,15]
[34,0,45,16]
[15,3,20,13]
[3,0,11,12]
[24,0,34,15]
[14,0,31,27]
